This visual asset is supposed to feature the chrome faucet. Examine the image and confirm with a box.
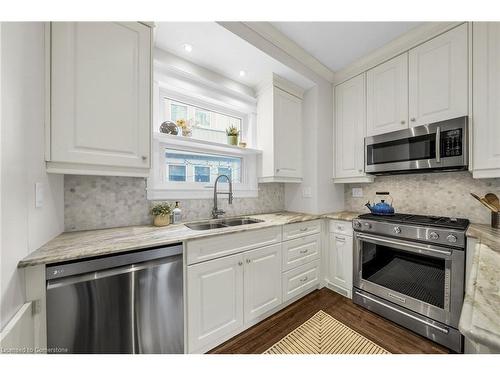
[212,174,233,219]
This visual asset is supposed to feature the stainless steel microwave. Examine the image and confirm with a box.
[365,116,468,175]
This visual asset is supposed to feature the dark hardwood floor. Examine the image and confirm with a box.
[209,288,449,354]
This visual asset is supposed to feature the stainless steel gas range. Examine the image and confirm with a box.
[352,213,469,352]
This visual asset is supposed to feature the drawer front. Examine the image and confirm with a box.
[282,233,320,272]
[282,260,320,302]
[329,220,353,236]
[186,226,282,265]
[283,220,321,241]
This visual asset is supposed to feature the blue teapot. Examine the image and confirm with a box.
[365,192,395,216]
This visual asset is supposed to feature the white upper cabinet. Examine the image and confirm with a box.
[48,22,152,177]
[408,23,468,127]
[366,53,409,136]
[334,74,374,183]
[257,75,303,183]
[472,22,500,178]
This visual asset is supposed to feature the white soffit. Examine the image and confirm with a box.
[155,22,315,90]
[271,22,424,72]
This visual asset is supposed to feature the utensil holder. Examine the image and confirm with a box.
[492,212,500,229]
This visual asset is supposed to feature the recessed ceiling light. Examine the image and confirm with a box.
[239,70,246,77]
[183,44,193,53]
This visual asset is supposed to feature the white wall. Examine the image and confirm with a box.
[0,22,64,331]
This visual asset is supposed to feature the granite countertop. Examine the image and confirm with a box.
[18,211,360,268]
[460,224,500,352]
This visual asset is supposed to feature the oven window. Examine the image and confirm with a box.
[361,241,445,308]
[367,134,436,165]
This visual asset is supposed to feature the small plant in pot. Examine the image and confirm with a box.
[226,126,240,146]
[151,202,173,227]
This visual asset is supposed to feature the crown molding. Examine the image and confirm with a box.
[332,22,466,85]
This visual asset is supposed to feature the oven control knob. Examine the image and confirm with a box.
[393,226,401,234]
[447,234,458,243]
[353,220,362,229]
[429,232,439,240]
[363,222,372,229]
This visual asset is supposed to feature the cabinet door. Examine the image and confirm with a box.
[472,22,500,178]
[367,53,408,136]
[243,244,282,323]
[408,24,468,127]
[273,87,302,179]
[51,22,151,169]
[187,253,244,353]
[334,74,366,178]
[328,233,353,296]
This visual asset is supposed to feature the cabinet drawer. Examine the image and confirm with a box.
[282,260,320,302]
[329,220,353,236]
[282,234,320,272]
[283,220,321,241]
[186,226,282,265]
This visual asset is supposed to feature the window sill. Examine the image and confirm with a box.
[154,132,262,156]
[146,186,259,200]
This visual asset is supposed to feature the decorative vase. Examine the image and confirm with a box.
[227,135,239,146]
[153,215,171,227]
[160,121,178,135]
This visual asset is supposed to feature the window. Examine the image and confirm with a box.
[165,149,241,183]
[168,165,186,182]
[162,98,242,144]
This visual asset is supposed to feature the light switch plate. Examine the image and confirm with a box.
[302,186,312,198]
[35,182,44,208]
[352,187,363,198]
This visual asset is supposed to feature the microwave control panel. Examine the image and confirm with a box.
[441,129,462,157]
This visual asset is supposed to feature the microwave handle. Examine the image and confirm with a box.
[435,126,441,163]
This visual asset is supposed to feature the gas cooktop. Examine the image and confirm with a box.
[357,213,469,231]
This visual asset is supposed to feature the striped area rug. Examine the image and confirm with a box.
[264,310,390,354]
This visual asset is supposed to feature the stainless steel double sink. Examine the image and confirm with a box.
[185,217,264,231]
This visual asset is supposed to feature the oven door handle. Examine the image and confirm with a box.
[354,291,449,334]
[355,233,452,257]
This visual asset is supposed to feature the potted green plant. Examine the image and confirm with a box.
[226,125,240,146]
[150,202,173,227]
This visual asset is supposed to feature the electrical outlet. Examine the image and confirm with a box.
[352,187,363,198]
[35,182,44,208]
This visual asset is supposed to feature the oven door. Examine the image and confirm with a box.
[365,116,467,174]
[353,232,464,327]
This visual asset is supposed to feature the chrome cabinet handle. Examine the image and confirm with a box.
[141,155,148,161]
[300,276,308,282]
[238,261,243,266]
[299,249,309,254]
[246,259,251,264]
[335,236,346,242]
[410,118,416,122]
[300,228,308,232]
[435,126,441,163]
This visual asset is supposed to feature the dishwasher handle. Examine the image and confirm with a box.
[46,243,183,281]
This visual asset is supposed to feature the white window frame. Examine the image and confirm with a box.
[148,86,260,200]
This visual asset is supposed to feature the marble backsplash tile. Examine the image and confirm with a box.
[64,175,285,231]
[344,172,500,224]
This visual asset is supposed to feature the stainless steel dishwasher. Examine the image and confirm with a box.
[46,244,183,354]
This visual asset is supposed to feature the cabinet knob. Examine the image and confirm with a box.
[276,168,280,173]
[246,259,251,264]
[238,261,243,266]
[358,169,363,173]
[141,155,148,161]
[401,120,406,125]
[300,276,308,282]
[410,118,416,122]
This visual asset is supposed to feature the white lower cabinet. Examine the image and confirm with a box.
[328,223,354,298]
[282,260,320,302]
[187,252,244,353]
[244,244,282,323]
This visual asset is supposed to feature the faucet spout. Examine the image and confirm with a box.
[212,174,233,219]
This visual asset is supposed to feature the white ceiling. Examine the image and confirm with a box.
[272,22,423,72]
[155,22,315,90]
